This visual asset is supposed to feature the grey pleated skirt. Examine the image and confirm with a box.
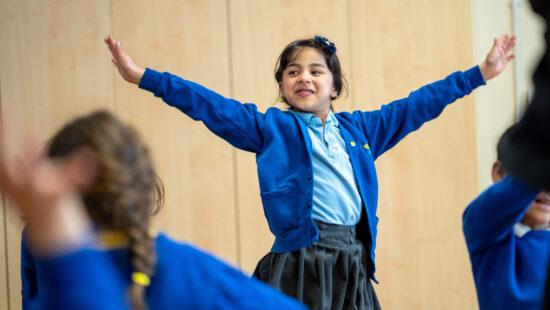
[253,221,381,310]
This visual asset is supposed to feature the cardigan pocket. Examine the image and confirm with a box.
[260,185,299,236]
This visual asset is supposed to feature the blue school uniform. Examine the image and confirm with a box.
[29,248,127,309]
[21,233,307,309]
[138,65,485,282]
[463,175,550,310]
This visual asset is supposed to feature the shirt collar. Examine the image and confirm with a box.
[514,222,550,238]
[514,222,531,238]
[289,110,338,128]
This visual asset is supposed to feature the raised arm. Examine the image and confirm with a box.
[0,128,126,309]
[462,175,540,253]
[104,35,266,153]
[355,34,515,159]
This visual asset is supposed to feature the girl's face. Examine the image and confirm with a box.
[492,161,550,229]
[279,47,337,122]
[522,191,550,229]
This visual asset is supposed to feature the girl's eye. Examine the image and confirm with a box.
[312,71,322,75]
[288,71,298,75]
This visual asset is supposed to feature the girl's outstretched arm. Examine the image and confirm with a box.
[356,34,515,159]
[479,34,516,81]
[104,35,145,85]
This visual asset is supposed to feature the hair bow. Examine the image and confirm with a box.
[315,36,337,54]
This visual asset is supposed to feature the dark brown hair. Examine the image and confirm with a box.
[496,123,519,175]
[47,110,164,310]
[274,36,348,105]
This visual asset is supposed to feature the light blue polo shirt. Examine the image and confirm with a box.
[290,110,362,225]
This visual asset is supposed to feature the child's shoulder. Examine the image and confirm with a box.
[155,233,233,267]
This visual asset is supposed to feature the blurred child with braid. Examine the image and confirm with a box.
[18,110,306,310]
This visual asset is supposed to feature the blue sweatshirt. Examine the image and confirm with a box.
[22,233,307,309]
[139,66,485,281]
[463,175,550,310]
[30,249,127,309]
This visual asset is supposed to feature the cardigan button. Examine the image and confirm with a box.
[350,141,356,147]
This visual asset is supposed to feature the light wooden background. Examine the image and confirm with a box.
[1,0,488,309]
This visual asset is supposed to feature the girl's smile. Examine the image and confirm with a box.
[522,191,550,229]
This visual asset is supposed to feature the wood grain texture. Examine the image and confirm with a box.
[0,0,113,309]
[111,0,239,266]
[349,0,478,308]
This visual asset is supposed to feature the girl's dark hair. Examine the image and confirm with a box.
[274,36,348,105]
[47,110,164,310]
[497,123,518,161]
[496,123,519,174]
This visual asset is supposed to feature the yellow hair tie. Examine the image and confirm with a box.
[131,272,151,287]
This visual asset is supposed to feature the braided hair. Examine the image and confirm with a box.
[47,110,164,310]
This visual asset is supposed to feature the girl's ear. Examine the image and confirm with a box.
[331,88,338,100]
[491,160,504,183]
[279,82,285,101]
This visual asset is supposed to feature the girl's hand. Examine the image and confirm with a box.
[0,127,97,256]
[479,34,516,81]
[104,35,145,85]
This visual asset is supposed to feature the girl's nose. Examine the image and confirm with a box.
[299,73,312,83]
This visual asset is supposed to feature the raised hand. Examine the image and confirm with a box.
[0,128,96,256]
[479,34,516,81]
[104,35,145,85]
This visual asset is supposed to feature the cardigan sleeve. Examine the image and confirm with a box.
[462,175,541,254]
[139,68,266,153]
[356,66,485,159]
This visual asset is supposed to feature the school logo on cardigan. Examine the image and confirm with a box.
[362,143,372,156]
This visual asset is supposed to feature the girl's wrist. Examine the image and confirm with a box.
[132,67,145,85]
[479,62,490,82]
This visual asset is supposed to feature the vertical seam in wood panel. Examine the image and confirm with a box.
[225,0,242,268]
[346,0,355,111]
[108,0,118,115]
[0,77,11,309]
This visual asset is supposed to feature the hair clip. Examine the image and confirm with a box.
[315,36,337,54]
[132,271,151,287]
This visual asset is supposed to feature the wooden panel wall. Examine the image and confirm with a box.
[110,0,238,265]
[1,0,480,309]
[1,1,113,309]
[348,1,478,308]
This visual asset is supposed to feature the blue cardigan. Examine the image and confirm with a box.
[139,66,485,281]
[463,176,550,310]
[22,233,307,309]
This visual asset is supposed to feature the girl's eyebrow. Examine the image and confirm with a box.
[287,63,326,69]
[310,63,326,68]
